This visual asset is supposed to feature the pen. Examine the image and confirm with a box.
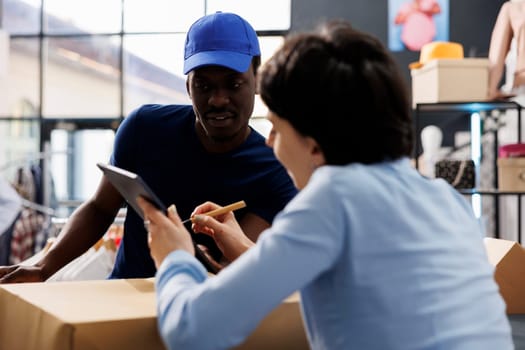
[181,200,246,224]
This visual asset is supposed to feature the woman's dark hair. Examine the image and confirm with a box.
[258,20,414,165]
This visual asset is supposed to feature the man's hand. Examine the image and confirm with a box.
[0,265,47,284]
[195,244,229,272]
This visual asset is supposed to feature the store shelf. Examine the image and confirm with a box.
[414,100,524,242]
[459,189,525,196]
[416,101,520,113]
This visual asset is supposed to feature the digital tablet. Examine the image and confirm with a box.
[96,163,166,219]
[97,163,220,273]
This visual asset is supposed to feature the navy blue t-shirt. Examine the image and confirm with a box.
[109,104,297,278]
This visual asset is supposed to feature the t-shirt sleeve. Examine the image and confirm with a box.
[110,106,142,170]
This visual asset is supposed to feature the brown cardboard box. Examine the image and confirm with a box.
[0,278,163,350]
[497,157,525,191]
[484,238,525,314]
[235,292,308,350]
[411,58,489,108]
[0,278,308,350]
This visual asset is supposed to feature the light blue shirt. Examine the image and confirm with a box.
[155,158,513,350]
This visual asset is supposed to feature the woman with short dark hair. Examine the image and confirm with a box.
[139,20,513,350]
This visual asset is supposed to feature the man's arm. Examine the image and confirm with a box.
[0,177,123,283]
[239,213,270,242]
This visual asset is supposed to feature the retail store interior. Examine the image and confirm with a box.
[1,0,525,349]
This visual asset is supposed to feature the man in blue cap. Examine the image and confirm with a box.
[0,12,297,282]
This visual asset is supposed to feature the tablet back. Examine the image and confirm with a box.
[96,163,166,219]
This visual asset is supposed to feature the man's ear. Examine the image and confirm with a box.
[186,78,191,98]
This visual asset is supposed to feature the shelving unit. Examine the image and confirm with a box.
[414,101,524,242]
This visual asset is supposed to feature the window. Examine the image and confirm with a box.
[1,0,291,214]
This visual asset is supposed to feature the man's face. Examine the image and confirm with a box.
[187,64,256,144]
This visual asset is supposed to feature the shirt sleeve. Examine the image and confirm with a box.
[110,106,142,169]
[154,174,344,350]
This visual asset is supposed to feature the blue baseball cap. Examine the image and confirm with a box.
[183,12,261,74]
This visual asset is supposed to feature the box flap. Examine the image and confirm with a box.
[0,278,157,323]
[484,238,525,314]
[484,237,516,265]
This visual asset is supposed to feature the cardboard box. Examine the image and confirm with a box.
[0,278,308,350]
[0,279,163,350]
[484,238,525,314]
[235,292,308,350]
[498,157,525,191]
[411,58,489,107]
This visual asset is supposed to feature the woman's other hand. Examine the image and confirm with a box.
[191,201,255,261]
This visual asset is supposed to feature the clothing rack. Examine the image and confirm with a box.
[0,145,70,208]
[20,198,55,216]
[0,149,69,173]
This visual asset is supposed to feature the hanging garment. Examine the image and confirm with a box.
[9,208,45,264]
[0,177,22,265]
[0,213,19,266]
[30,163,43,205]
[13,166,36,202]
[0,176,22,234]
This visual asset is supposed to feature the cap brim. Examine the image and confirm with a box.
[183,50,254,74]
[409,61,423,70]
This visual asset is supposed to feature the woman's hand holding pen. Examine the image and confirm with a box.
[191,201,255,262]
[137,197,195,269]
